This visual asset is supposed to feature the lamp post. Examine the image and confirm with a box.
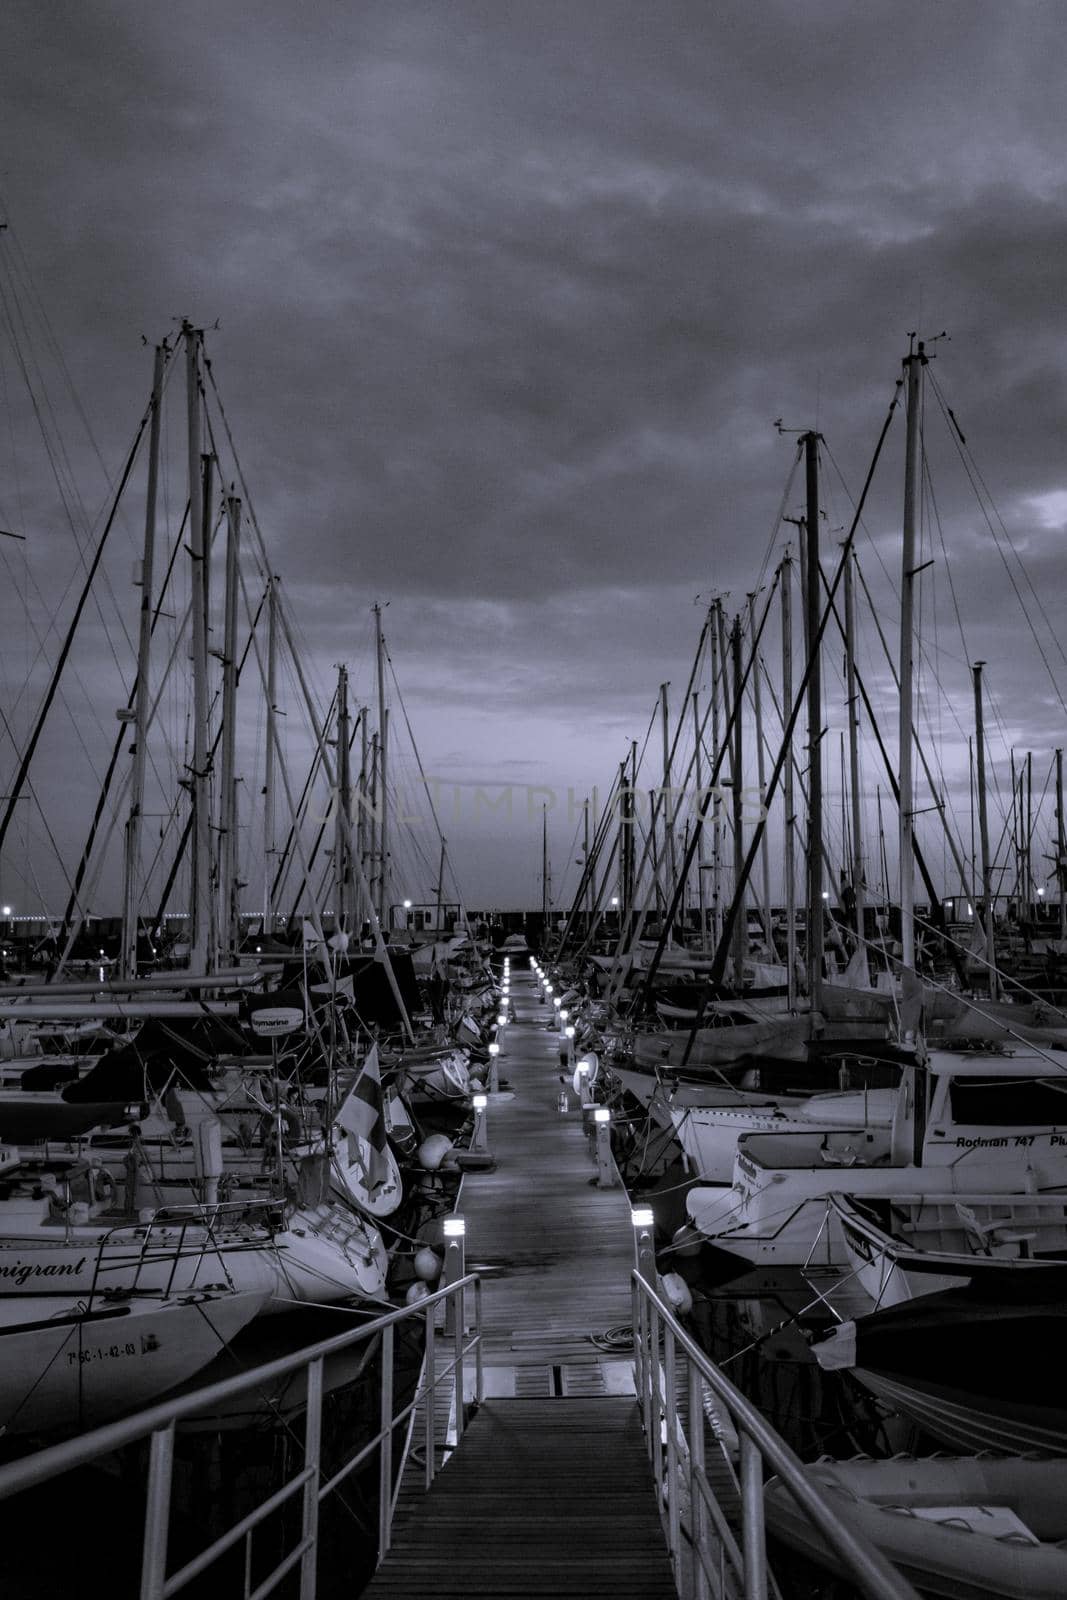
[470,1093,490,1155]
[442,1215,466,1335]
[564,1022,575,1069]
[487,1038,501,1094]
[630,1205,656,1282]
[594,1107,618,1188]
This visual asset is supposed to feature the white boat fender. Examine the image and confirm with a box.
[670,1224,702,1258]
[812,1321,857,1372]
[662,1272,693,1317]
[414,1246,442,1283]
[405,1280,431,1306]
[417,1133,454,1172]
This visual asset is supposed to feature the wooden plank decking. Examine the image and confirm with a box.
[361,968,677,1598]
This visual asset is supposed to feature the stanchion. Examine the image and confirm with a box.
[443,1215,466,1335]
[594,1107,620,1188]
[470,1092,490,1152]
[631,1205,656,1283]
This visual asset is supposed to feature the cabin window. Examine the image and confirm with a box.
[947,1075,1067,1126]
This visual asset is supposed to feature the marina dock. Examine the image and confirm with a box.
[363,968,678,1596]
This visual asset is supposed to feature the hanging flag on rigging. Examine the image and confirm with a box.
[335,1044,391,1190]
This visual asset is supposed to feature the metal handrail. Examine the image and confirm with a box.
[0,1271,483,1600]
[631,1269,920,1600]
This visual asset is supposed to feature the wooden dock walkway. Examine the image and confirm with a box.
[361,968,677,1598]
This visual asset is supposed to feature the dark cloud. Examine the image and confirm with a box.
[1,1,1066,909]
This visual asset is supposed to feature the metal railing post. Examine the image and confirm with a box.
[378,1323,395,1561]
[474,1277,484,1402]
[740,1430,768,1600]
[424,1306,436,1489]
[631,1276,645,1430]
[299,1356,323,1600]
[454,1283,466,1442]
[140,1422,175,1600]
[688,1359,710,1600]
[650,1302,664,1500]
[663,1322,680,1574]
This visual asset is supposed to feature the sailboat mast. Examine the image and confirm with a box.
[781,549,797,1008]
[843,541,866,955]
[541,802,549,931]
[185,323,213,975]
[436,835,446,936]
[802,430,824,1013]
[729,614,746,983]
[710,601,723,951]
[120,342,165,981]
[693,691,707,952]
[748,591,772,950]
[358,706,369,933]
[898,342,926,977]
[218,493,241,961]
[262,574,278,933]
[335,664,351,936]
[374,606,390,932]
[972,660,998,994]
[660,682,676,899]
[1058,748,1066,943]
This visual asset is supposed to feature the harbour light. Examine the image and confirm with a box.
[443,1216,466,1238]
[594,1107,610,1124]
[631,1206,654,1228]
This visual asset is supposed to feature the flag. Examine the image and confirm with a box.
[335,1044,391,1190]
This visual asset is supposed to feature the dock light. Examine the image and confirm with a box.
[560,1008,569,1022]
[545,983,553,995]
[1,905,10,917]
[821,891,829,901]
[611,896,619,907]
[1039,887,1046,897]
[472,1093,488,1111]
[497,1012,507,1026]
[442,1216,467,1334]
[488,1041,500,1057]
[630,1204,655,1281]
[553,996,561,1009]
[595,1106,618,1187]
[403,899,412,909]
[487,1038,501,1091]
[565,1024,575,1039]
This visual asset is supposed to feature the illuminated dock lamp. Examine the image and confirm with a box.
[630,1205,656,1281]
[496,1011,507,1027]
[442,1215,466,1334]
[487,1038,501,1093]
[470,1092,490,1155]
[594,1107,618,1188]
[575,1061,594,1126]
[563,1021,576,1070]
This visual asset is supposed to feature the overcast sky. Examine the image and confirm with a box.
[2,1,1067,917]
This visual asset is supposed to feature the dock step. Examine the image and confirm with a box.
[362,1397,677,1597]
